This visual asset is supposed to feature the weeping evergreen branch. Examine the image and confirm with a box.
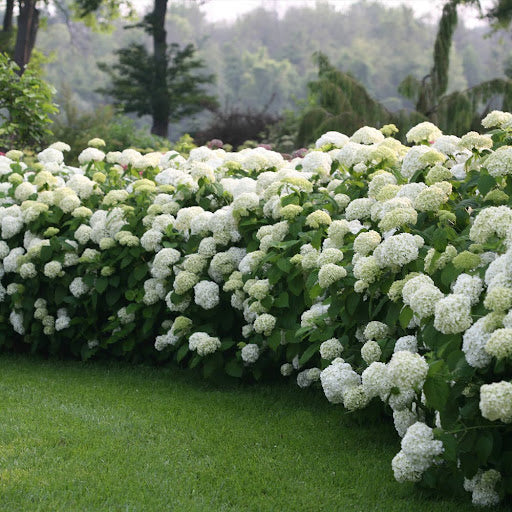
[297,52,394,146]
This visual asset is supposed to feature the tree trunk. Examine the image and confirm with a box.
[150,0,169,138]
[2,0,14,32]
[13,0,39,74]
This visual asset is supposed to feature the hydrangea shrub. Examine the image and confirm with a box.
[2,116,512,505]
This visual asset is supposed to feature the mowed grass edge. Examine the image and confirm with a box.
[0,354,490,511]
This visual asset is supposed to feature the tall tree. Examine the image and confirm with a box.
[98,41,217,138]
[13,0,39,72]
[398,0,479,121]
[2,0,129,74]
[2,0,14,32]
[486,0,512,29]
[98,0,217,138]
[148,0,169,137]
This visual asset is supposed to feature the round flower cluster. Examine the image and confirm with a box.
[194,280,220,310]
[479,381,512,423]
[392,423,444,482]
[241,343,259,364]
[464,470,501,506]
[434,294,473,334]
[320,358,361,405]
[318,263,347,288]
[253,313,276,336]
[188,332,221,357]
[485,328,512,359]
[387,351,429,393]
[373,233,420,268]
[406,122,442,144]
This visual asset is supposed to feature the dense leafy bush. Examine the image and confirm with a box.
[2,114,512,505]
[0,53,58,150]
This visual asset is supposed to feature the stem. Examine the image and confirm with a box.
[445,424,505,435]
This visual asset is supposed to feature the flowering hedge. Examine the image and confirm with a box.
[2,114,512,505]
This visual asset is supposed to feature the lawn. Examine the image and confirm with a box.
[0,354,488,511]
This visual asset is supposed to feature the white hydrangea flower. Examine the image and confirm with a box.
[253,313,276,336]
[363,321,389,341]
[315,131,349,148]
[373,233,419,268]
[55,308,71,331]
[387,351,429,392]
[482,110,512,128]
[320,338,343,360]
[480,381,512,423]
[408,284,444,319]
[4,247,25,273]
[451,273,483,305]
[188,331,221,356]
[361,340,381,365]
[464,469,501,507]
[300,303,328,328]
[19,262,36,279]
[401,145,431,179]
[394,335,418,353]
[141,229,163,252]
[393,408,418,438]
[485,328,512,359]
[353,255,380,284]
[38,147,64,164]
[434,294,473,334]
[401,422,444,471]
[78,147,106,165]
[470,206,512,243]
[143,278,166,305]
[392,423,443,483]
[392,450,422,483]
[280,363,293,376]
[241,343,259,364]
[353,230,381,256]
[194,280,220,310]
[69,277,89,298]
[9,310,24,335]
[345,198,375,221]
[318,263,347,288]
[406,122,442,144]
[151,248,180,279]
[351,126,384,145]
[320,358,360,404]
[362,361,391,400]
[43,261,63,279]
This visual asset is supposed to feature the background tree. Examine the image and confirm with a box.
[486,0,512,29]
[98,41,217,138]
[297,0,512,145]
[1,0,130,74]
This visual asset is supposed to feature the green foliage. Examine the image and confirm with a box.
[486,0,512,29]
[0,53,58,150]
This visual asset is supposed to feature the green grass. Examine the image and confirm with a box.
[0,354,490,511]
